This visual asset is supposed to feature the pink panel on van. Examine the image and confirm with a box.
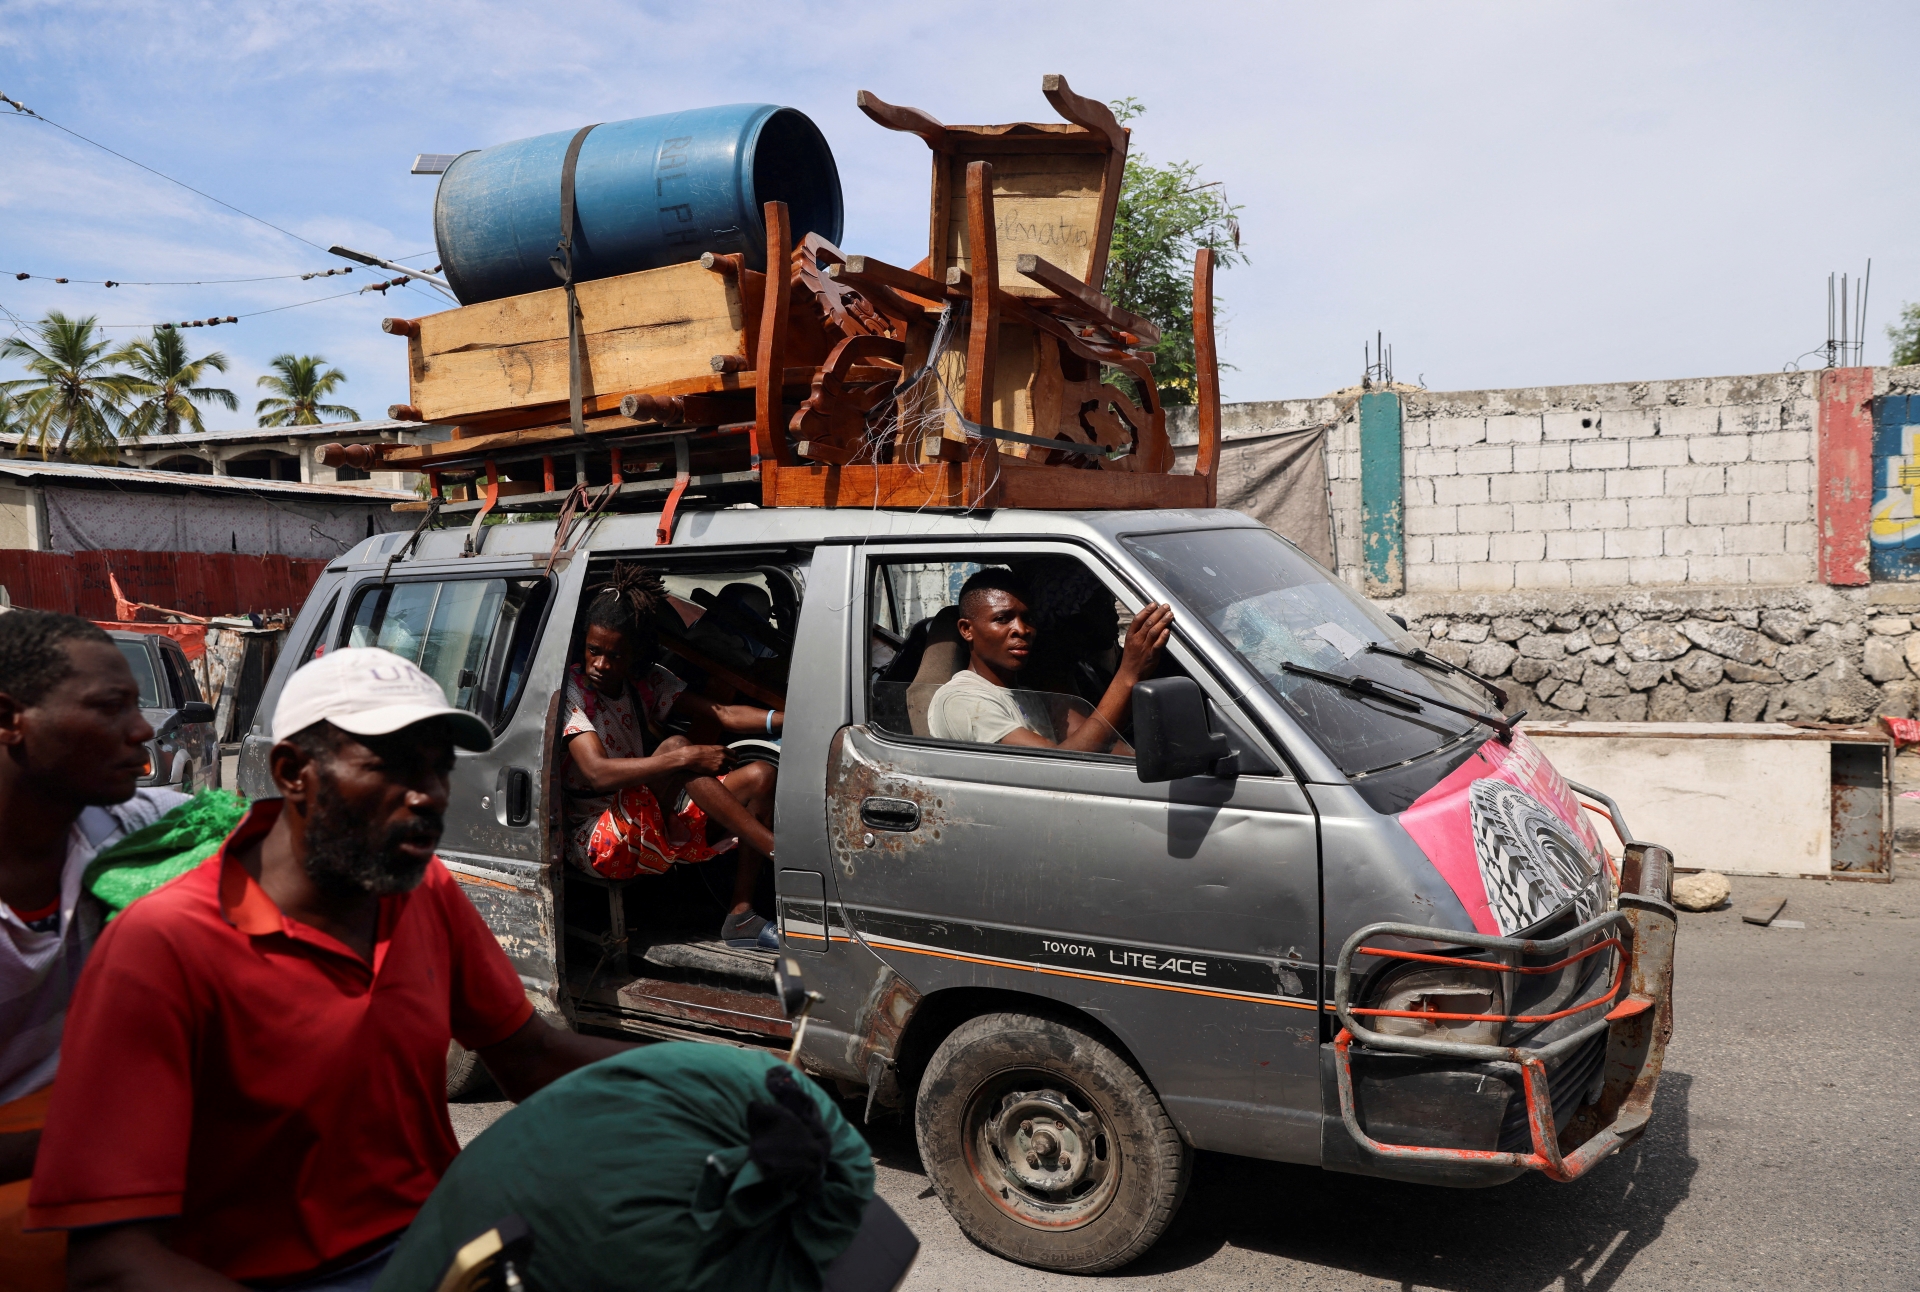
[1396,731,1608,936]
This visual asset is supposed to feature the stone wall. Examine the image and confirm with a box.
[1388,585,1920,724]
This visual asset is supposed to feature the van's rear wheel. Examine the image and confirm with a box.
[915,1012,1190,1273]
[446,1039,494,1100]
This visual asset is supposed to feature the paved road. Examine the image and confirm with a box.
[451,875,1919,1290]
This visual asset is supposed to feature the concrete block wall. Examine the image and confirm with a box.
[1397,372,1824,594]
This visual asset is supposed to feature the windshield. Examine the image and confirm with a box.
[115,639,165,709]
[1122,528,1489,776]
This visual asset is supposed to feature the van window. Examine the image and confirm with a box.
[868,555,1139,758]
[301,591,340,665]
[1123,527,1486,776]
[156,642,193,705]
[343,577,550,730]
[115,640,164,709]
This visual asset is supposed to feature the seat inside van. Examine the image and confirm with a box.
[876,606,966,735]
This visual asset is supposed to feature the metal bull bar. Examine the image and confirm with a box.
[1331,843,1678,1183]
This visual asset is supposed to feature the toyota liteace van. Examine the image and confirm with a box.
[239,504,1676,1273]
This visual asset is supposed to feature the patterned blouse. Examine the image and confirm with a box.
[560,662,688,862]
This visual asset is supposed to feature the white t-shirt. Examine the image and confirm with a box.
[927,669,1032,745]
[0,788,186,1103]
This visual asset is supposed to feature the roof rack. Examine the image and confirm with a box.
[319,76,1223,542]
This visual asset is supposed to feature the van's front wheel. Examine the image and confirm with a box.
[915,1012,1190,1273]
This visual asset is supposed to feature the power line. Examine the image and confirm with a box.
[12,268,359,286]
[89,283,409,329]
[2,91,329,253]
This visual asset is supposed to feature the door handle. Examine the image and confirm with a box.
[860,797,920,832]
[496,767,533,826]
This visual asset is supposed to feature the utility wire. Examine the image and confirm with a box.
[89,284,391,329]
[11,268,358,286]
[3,91,329,253]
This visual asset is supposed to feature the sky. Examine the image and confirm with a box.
[3,1,1916,426]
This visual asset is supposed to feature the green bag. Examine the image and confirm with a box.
[83,788,249,919]
[375,1044,875,1292]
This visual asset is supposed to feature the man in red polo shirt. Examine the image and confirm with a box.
[29,647,631,1289]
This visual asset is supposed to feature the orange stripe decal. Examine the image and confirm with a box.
[861,937,1317,1009]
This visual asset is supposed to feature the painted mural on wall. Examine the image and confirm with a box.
[1871,394,1920,580]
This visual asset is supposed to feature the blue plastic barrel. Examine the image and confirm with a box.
[433,104,843,305]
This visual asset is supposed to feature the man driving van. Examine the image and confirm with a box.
[927,568,1173,752]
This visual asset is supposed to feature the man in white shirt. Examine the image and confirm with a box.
[0,611,185,1285]
[928,569,1174,753]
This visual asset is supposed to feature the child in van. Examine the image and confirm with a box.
[560,568,782,949]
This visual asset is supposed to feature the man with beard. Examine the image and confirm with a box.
[28,648,631,1291]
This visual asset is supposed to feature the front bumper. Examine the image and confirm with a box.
[1330,833,1676,1184]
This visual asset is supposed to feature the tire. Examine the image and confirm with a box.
[445,1039,495,1101]
[915,1012,1191,1273]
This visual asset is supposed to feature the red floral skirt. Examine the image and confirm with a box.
[582,784,733,879]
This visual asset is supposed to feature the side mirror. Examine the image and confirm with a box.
[177,701,216,726]
[1386,612,1409,630]
[1133,677,1234,783]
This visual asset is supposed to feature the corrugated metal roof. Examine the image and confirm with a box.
[0,458,411,501]
[1,418,443,451]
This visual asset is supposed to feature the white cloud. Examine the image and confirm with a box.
[3,0,1918,417]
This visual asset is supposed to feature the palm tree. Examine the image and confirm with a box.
[0,312,141,461]
[255,353,358,426]
[111,327,238,437]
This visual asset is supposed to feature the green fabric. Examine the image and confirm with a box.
[374,1044,874,1292]
[83,788,248,919]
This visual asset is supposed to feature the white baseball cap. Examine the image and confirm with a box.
[272,646,493,751]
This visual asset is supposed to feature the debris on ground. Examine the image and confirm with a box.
[1670,871,1732,911]
[1742,896,1789,926]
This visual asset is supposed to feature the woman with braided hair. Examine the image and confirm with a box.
[559,566,782,948]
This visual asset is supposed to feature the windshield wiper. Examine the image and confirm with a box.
[1365,642,1509,709]
[1280,661,1521,742]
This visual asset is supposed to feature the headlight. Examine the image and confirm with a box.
[1366,963,1507,1046]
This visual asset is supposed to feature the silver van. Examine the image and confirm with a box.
[239,504,1676,1273]
[110,628,219,792]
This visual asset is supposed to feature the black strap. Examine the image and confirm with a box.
[549,124,601,441]
[959,415,1128,461]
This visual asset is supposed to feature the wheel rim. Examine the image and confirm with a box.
[960,1069,1119,1231]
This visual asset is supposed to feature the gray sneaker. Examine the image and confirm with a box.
[721,910,778,950]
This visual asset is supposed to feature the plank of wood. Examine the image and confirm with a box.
[941,150,1108,291]
[1016,253,1161,344]
[1041,74,1128,153]
[828,256,950,306]
[766,461,1207,512]
[407,261,746,423]
[854,90,951,148]
[1192,246,1221,507]
[394,363,883,453]
[964,161,1003,505]
[755,201,793,504]
[1741,896,1788,926]
[770,464,966,509]
[992,460,1209,510]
